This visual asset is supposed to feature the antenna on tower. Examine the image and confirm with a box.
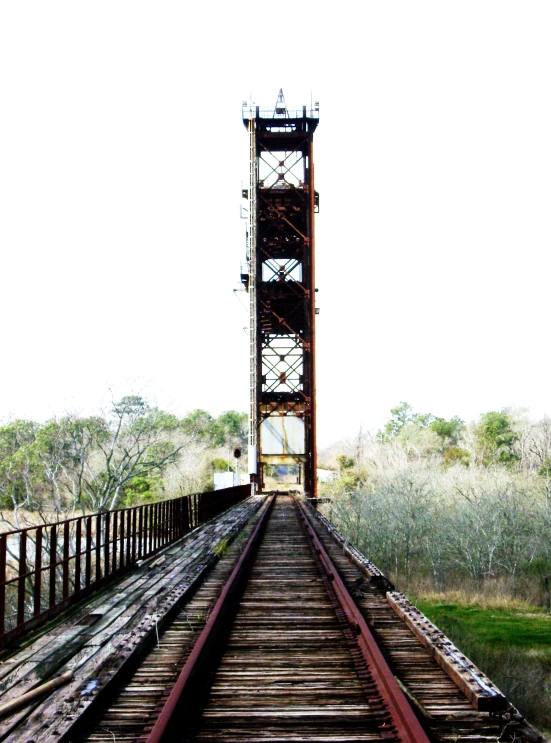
[274,88,287,117]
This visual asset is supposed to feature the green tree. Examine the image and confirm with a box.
[180,409,215,441]
[212,411,248,448]
[336,454,355,470]
[474,411,520,467]
[538,458,551,480]
[442,446,471,467]
[209,457,234,473]
[119,474,163,505]
[33,416,108,517]
[0,420,41,522]
[86,396,189,511]
[383,402,416,439]
[430,416,464,446]
[381,402,435,441]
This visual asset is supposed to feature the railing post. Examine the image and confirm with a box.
[138,506,143,559]
[170,500,174,540]
[49,524,57,609]
[62,521,70,600]
[182,496,189,533]
[86,517,92,588]
[119,509,125,569]
[157,502,161,550]
[104,511,110,580]
[17,530,27,626]
[0,534,6,635]
[112,510,118,573]
[158,502,162,549]
[176,499,181,538]
[148,504,153,555]
[158,502,163,550]
[34,526,43,617]
[127,509,133,564]
[95,514,102,582]
[75,519,82,594]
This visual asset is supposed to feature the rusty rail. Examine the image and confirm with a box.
[131,495,430,743]
[295,498,431,743]
[0,485,250,650]
[142,494,275,743]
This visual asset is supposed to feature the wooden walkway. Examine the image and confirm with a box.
[0,497,263,742]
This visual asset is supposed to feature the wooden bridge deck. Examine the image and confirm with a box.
[0,496,547,743]
[0,497,264,742]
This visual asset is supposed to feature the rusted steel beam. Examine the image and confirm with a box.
[296,498,431,743]
[244,95,319,497]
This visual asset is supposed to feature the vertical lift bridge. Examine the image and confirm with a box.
[242,91,319,496]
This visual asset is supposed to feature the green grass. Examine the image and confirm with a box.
[416,599,551,654]
[411,594,551,732]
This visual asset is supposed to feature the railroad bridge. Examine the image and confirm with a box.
[0,96,546,743]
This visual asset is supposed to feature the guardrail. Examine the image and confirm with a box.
[242,105,319,120]
[0,485,250,650]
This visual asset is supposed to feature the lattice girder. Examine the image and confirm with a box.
[243,99,319,496]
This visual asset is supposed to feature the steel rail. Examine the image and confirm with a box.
[142,493,276,743]
[144,494,430,743]
[295,497,431,743]
[62,494,526,743]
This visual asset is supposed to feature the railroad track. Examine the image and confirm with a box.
[64,495,532,743]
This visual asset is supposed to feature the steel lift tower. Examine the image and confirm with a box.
[242,91,319,497]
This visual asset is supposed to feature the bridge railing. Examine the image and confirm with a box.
[0,485,250,650]
[242,104,320,120]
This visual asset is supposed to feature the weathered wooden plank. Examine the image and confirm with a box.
[0,497,263,743]
[386,592,507,712]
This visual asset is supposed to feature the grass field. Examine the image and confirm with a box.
[411,592,551,733]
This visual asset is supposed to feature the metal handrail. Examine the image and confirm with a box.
[0,485,250,649]
[242,105,319,120]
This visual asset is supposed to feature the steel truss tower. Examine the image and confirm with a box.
[242,91,319,497]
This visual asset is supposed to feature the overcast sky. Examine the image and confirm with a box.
[1,2,549,446]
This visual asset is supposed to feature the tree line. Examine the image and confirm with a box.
[321,403,551,607]
[0,396,247,529]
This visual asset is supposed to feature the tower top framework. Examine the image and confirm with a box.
[242,92,319,496]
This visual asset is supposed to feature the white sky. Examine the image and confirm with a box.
[0,2,550,447]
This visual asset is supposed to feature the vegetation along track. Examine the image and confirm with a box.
[66,495,536,743]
